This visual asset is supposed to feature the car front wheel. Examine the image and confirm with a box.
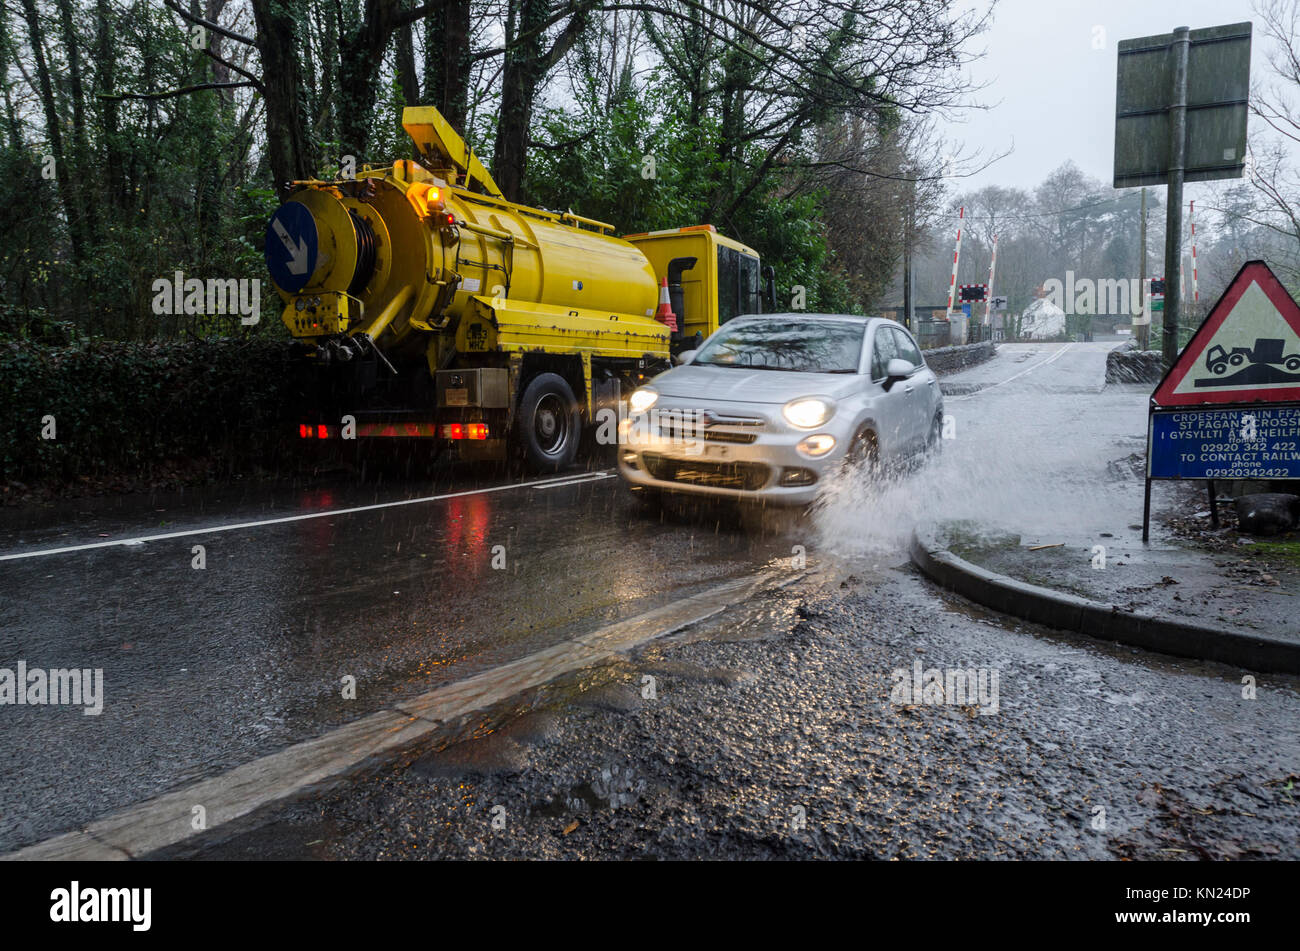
[927,411,943,454]
[846,429,881,477]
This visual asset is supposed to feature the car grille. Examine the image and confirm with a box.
[657,410,764,445]
[657,420,757,445]
[641,453,771,491]
[701,430,756,444]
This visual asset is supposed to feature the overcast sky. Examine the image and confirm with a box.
[948,0,1272,194]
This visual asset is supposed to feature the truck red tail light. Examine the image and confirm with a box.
[317,424,330,439]
[439,423,489,440]
[299,424,311,439]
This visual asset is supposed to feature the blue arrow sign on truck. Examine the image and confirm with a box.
[265,201,318,294]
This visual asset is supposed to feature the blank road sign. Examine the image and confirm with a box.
[1114,22,1251,188]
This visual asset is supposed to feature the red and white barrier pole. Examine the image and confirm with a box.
[985,234,999,327]
[945,207,964,323]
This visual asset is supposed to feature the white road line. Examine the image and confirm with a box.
[0,470,618,563]
[520,475,610,490]
[949,343,1076,401]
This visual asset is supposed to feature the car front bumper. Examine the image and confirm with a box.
[615,415,850,506]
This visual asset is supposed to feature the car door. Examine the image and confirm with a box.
[890,326,937,450]
[868,325,911,455]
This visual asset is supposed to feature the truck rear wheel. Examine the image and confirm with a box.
[515,372,581,472]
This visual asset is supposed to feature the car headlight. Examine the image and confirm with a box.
[628,387,659,414]
[783,397,835,429]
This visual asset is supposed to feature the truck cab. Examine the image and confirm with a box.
[624,226,766,351]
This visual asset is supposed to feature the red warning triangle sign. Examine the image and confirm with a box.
[1152,260,1300,406]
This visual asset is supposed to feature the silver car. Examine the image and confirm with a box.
[617,314,943,505]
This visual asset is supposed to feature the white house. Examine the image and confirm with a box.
[1019,297,1067,339]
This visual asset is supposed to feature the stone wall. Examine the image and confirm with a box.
[924,340,997,375]
[1106,347,1163,383]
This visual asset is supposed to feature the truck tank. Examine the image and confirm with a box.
[264,107,666,367]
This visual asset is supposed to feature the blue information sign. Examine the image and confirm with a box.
[1149,405,1300,480]
[265,201,318,294]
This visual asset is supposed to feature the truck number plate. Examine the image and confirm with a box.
[445,388,468,407]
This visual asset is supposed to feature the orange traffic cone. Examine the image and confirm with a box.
[654,277,678,332]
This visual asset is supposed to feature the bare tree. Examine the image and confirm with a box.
[1244,0,1300,283]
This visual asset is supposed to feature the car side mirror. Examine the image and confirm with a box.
[882,358,913,391]
[675,349,697,366]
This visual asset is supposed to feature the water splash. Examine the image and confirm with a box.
[813,387,1149,556]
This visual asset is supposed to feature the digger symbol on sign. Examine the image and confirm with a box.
[1200,337,1300,386]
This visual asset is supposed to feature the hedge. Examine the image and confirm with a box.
[0,338,298,486]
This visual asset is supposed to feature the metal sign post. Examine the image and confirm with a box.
[1160,27,1190,371]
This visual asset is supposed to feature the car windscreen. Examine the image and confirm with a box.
[692,320,864,373]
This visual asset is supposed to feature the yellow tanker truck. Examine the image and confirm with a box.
[264,104,769,471]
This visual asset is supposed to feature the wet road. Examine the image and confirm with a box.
[3,342,1296,858]
[0,460,795,852]
[163,556,1300,860]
